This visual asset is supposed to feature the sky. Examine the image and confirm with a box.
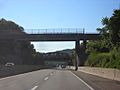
[0,0,120,53]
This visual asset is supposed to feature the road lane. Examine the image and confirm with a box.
[0,69,55,90]
[37,70,91,90]
[0,69,120,90]
[72,70,120,90]
[70,71,94,90]
[0,69,92,90]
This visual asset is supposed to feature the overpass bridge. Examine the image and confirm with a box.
[0,28,101,70]
[0,28,101,41]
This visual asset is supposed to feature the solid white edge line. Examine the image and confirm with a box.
[31,86,38,90]
[69,71,94,90]
[44,77,49,80]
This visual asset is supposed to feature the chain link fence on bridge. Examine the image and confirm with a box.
[24,28,85,34]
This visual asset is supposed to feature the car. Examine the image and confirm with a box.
[61,64,66,68]
[5,62,15,66]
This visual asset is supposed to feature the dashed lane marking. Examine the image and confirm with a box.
[31,86,38,90]
[44,77,49,81]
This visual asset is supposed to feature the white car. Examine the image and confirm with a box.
[5,63,15,66]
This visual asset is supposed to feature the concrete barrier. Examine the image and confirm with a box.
[114,69,120,81]
[77,67,120,81]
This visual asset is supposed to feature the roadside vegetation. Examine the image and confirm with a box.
[0,19,71,66]
[0,18,44,65]
[85,8,120,69]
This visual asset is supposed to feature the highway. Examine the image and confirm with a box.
[0,69,120,90]
[0,69,92,90]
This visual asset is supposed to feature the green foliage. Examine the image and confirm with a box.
[97,9,120,46]
[85,47,120,69]
[86,40,110,53]
[85,9,120,69]
[109,47,120,69]
[85,52,110,67]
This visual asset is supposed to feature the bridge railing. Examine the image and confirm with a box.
[24,28,84,34]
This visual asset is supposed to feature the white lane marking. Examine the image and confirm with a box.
[69,71,94,90]
[31,86,38,90]
[44,77,49,80]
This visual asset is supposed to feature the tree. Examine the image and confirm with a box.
[0,18,35,65]
[0,18,24,33]
[109,9,120,46]
[97,9,120,47]
[85,9,120,69]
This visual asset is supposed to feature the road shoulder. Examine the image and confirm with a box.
[71,70,120,90]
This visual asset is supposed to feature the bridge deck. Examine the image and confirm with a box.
[0,33,100,41]
[25,33,100,41]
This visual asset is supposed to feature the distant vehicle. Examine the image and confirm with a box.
[5,62,14,66]
[61,64,66,68]
[56,64,59,67]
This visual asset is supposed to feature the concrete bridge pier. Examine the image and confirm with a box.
[75,40,87,71]
[75,40,80,71]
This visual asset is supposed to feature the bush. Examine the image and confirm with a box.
[85,52,110,67]
[85,47,120,69]
[108,48,120,69]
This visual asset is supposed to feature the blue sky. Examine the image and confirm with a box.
[0,0,120,53]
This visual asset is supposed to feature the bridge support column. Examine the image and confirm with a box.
[83,40,87,49]
[75,40,80,71]
[78,40,88,66]
[75,40,88,71]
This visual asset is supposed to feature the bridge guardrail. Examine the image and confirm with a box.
[0,28,100,35]
[24,28,84,34]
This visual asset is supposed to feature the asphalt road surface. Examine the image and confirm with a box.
[0,69,120,90]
